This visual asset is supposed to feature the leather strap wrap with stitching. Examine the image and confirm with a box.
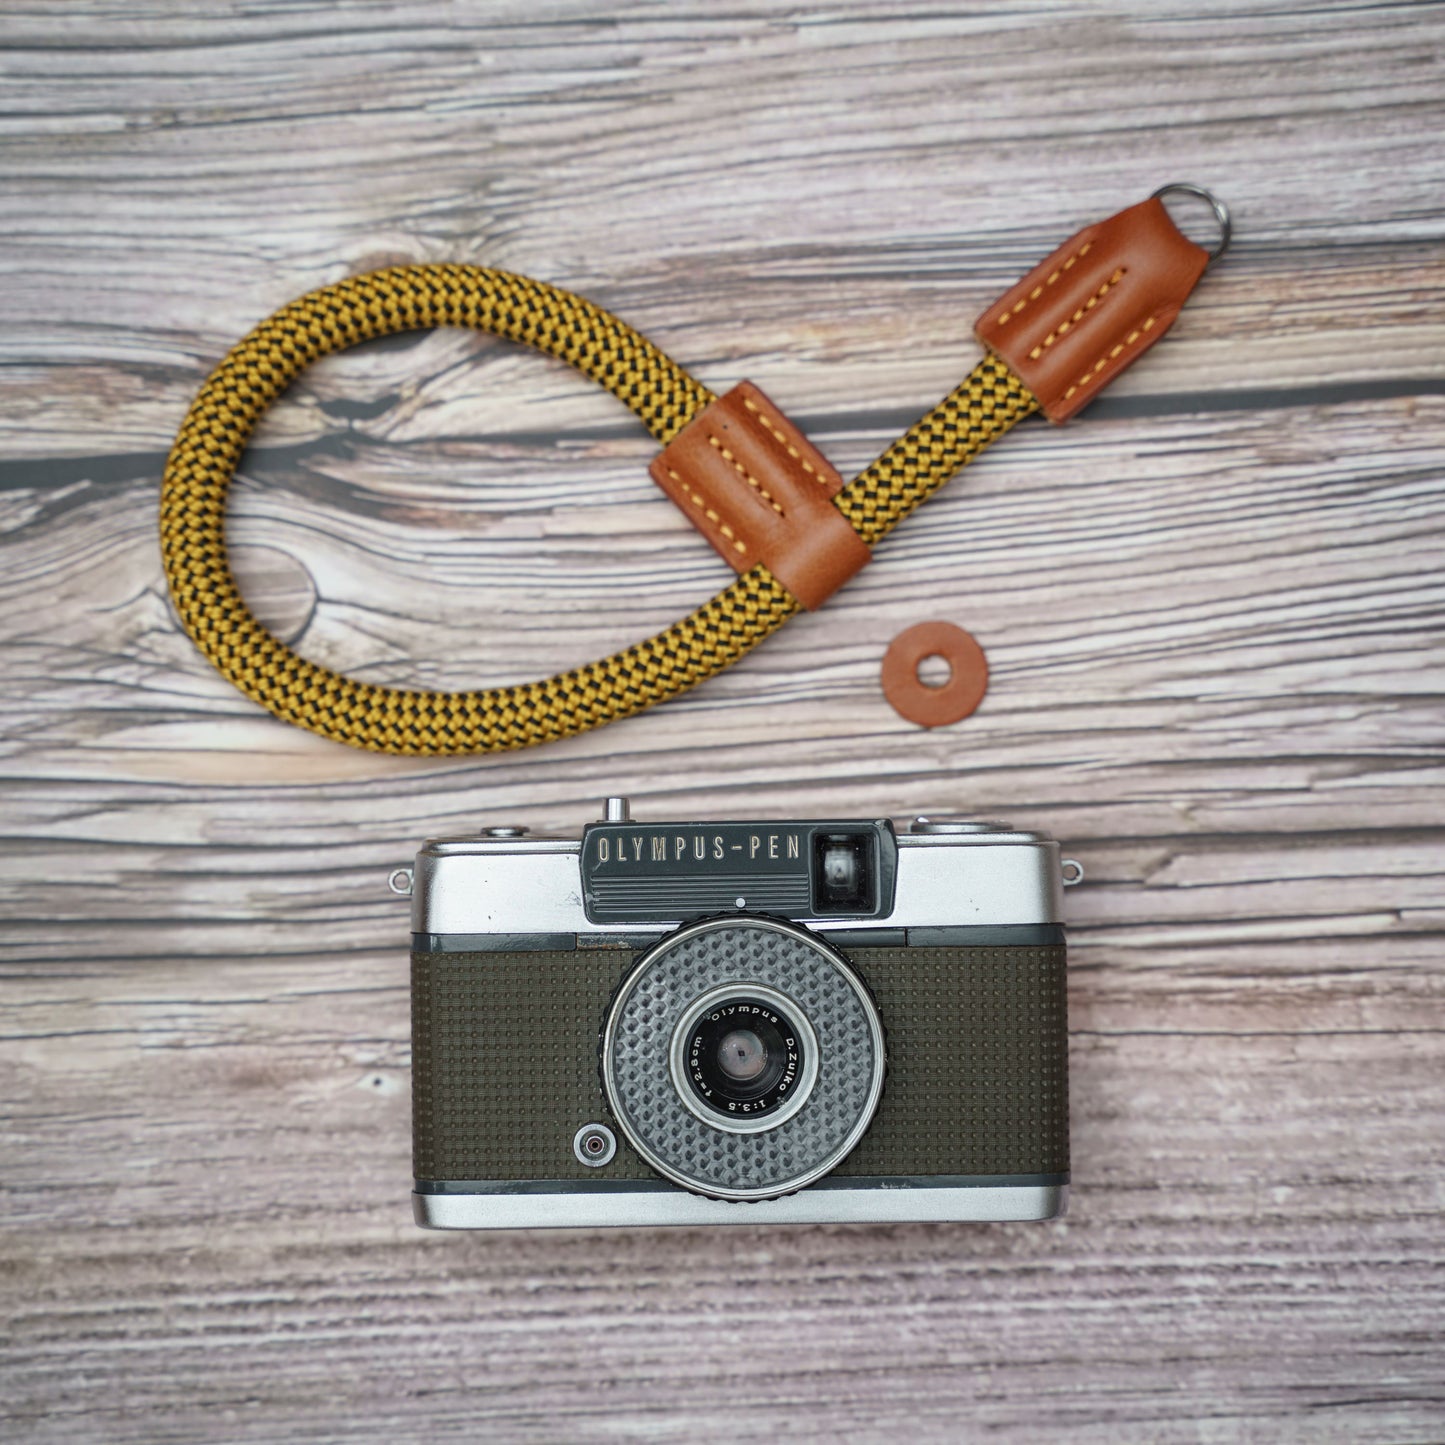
[649,380,871,610]
[160,264,1036,754]
[976,196,1209,422]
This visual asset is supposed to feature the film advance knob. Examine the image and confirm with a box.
[910,816,1007,834]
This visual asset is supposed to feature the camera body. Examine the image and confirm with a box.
[407,800,1070,1228]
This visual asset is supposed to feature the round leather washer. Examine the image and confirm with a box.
[881,621,989,728]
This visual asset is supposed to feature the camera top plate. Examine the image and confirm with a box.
[410,801,1064,943]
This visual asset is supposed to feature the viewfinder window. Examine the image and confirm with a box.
[811,831,875,915]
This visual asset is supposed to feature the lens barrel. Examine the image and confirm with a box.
[670,983,818,1132]
[601,915,886,1201]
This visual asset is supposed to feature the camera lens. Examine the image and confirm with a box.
[683,998,801,1119]
[662,976,823,1136]
[603,916,886,1199]
[716,1028,769,1083]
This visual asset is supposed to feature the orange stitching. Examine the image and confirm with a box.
[667,467,748,554]
[1062,315,1158,401]
[1027,268,1125,360]
[995,241,1093,328]
[741,395,826,485]
[707,434,785,514]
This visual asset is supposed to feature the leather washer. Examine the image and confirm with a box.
[881,622,989,728]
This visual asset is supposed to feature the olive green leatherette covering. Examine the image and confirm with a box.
[411,945,1068,1183]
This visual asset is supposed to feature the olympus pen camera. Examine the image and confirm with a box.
[401,799,1072,1228]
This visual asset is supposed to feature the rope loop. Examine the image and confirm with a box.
[160,265,1035,754]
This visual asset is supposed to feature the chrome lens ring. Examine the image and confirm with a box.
[668,981,820,1135]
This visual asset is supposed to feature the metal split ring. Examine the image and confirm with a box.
[1152,182,1232,263]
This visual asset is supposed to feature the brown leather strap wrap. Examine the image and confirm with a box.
[976,196,1209,423]
[649,380,871,610]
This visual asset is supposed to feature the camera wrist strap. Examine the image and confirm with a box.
[160,186,1227,755]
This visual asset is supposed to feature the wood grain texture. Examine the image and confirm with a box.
[2,1,1444,1440]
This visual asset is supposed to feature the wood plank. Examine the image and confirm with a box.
[3,1,1444,1440]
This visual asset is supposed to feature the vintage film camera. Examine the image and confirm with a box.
[402,799,1071,1227]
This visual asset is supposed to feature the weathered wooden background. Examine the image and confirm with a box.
[3,2,1443,1440]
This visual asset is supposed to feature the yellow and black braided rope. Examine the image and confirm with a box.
[160,265,1037,754]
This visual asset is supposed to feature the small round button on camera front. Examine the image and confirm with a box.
[481,825,528,838]
[602,797,631,822]
[573,1123,617,1168]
